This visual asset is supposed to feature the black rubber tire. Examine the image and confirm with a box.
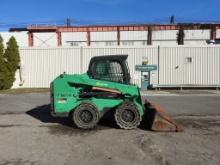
[73,103,100,129]
[115,101,141,130]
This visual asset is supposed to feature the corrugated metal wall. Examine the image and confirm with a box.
[15,46,220,88]
[19,48,81,88]
[17,46,158,88]
[159,46,220,86]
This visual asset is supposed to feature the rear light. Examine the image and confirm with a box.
[50,95,54,112]
[50,84,54,112]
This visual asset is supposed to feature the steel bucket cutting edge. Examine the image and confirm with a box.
[143,100,183,132]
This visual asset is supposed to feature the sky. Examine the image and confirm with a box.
[0,0,220,31]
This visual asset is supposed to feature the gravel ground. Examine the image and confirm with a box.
[0,91,220,165]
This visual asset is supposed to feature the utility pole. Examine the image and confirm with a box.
[170,16,175,24]
[66,18,71,27]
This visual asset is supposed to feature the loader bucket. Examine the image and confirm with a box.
[143,100,183,132]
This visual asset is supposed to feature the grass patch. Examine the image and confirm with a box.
[0,88,49,94]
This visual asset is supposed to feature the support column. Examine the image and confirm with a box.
[177,27,184,45]
[28,32,33,47]
[87,30,91,46]
[56,32,62,46]
[147,26,152,45]
[117,27,120,46]
[210,26,217,40]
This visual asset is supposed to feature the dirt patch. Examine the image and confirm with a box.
[0,159,39,165]
[175,116,220,130]
[41,124,110,136]
[0,124,22,128]
[135,134,170,165]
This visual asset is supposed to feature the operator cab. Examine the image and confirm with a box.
[87,55,131,84]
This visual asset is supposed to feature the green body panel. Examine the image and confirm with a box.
[51,73,144,116]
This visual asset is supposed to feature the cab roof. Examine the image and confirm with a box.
[89,55,128,63]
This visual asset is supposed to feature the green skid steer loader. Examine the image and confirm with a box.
[50,55,182,132]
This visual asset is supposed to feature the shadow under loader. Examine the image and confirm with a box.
[26,102,183,132]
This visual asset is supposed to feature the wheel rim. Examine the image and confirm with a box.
[79,110,93,123]
[121,109,135,122]
[115,102,142,130]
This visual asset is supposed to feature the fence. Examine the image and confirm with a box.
[13,45,220,88]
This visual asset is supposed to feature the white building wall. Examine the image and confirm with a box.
[62,32,87,42]
[91,32,117,41]
[184,30,210,40]
[0,29,214,48]
[120,31,148,41]
[33,33,57,47]
[152,30,178,46]
[0,32,28,47]
[216,29,220,38]
[152,30,210,46]
[153,30,178,40]
[184,30,210,45]
[62,32,87,46]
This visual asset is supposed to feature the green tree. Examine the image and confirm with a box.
[4,36,20,89]
[0,35,10,90]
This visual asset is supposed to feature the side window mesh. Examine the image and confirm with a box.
[92,60,124,83]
